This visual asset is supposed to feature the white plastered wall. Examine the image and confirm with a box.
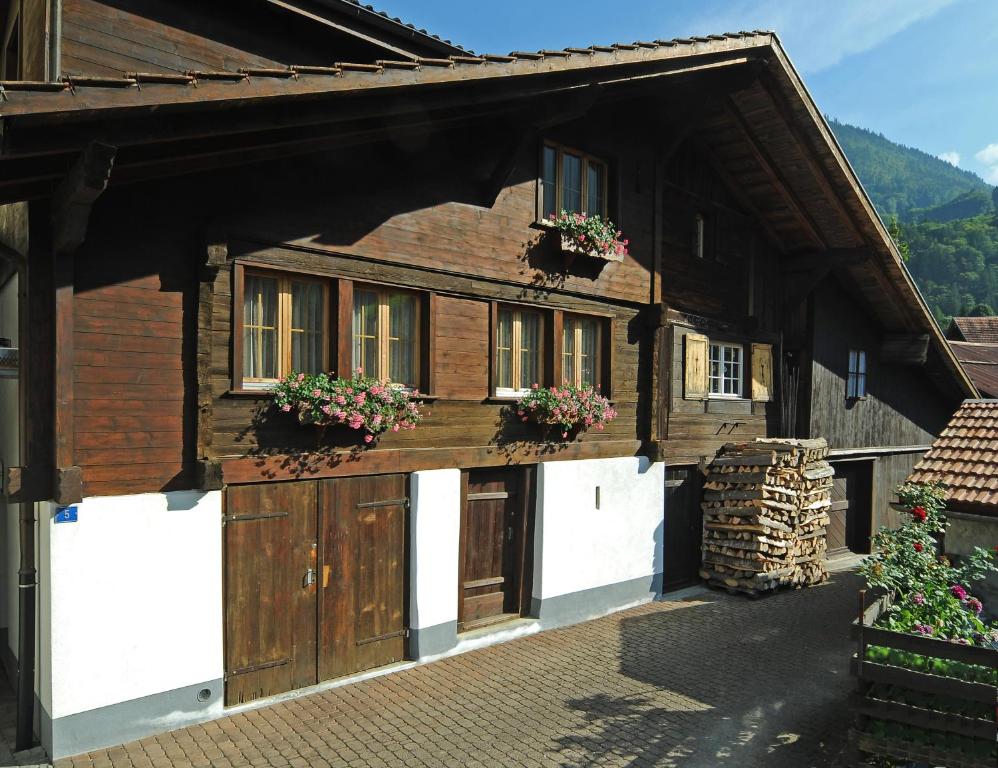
[40,490,223,719]
[409,469,461,632]
[534,456,664,601]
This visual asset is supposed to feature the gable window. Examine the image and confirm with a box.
[847,349,867,398]
[562,314,601,388]
[353,287,420,388]
[496,307,542,396]
[540,143,608,221]
[709,342,743,398]
[241,271,327,388]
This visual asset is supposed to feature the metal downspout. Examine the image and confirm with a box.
[48,0,60,81]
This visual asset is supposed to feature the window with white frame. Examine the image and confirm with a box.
[352,287,420,387]
[540,143,608,221]
[709,342,743,397]
[847,349,867,398]
[495,307,542,395]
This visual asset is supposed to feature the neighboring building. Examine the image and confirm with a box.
[0,1,976,759]
[908,399,998,604]
[946,316,998,397]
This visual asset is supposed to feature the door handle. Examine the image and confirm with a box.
[507,526,513,542]
[303,568,317,588]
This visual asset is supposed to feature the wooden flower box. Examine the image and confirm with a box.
[850,592,998,767]
[559,233,625,265]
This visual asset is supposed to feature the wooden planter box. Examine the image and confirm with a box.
[850,592,998,767]
[559,233,625,266]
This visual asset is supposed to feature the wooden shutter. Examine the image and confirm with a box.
[751,343,773,401]
[683,333,708,400]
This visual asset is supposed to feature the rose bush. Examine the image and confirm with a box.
[859,482,998,645]
[514,383,617,439]
[554,210,629,260]
[273,369,422,444]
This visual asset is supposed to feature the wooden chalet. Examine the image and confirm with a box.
[0,0,977,758]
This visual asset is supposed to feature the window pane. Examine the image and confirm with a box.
[586,162,605,217]
[496,309,513,390]
[519,311,540,390]
[243,274,278,380]
[291,281,324,375]
[580,317,598,387]
[542,146,557,220]
[562,153,582,214]
[858,351,866,374]
[388,292,418,386]
[353,289,378,378]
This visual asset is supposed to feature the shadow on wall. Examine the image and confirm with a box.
[553,570,864,768]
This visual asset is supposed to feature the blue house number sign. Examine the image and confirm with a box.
[54,506,78,524]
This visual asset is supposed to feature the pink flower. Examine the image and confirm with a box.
[521,417,528,422]
[966,597,983,614]
[531,383,539,389]
[281,404,292,412]
[951,585,968,601]
[912,593,925,606]
[913,623,932,636]
[354,393,366,405]
[363,434,374,444]
[336,395,346,405]
[312,389,322,397]
[561,432,568,439]
[371,414,382,425]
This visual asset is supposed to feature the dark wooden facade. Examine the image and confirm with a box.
[0,6,976,562]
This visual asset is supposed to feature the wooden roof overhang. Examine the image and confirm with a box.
[0,30,976,400]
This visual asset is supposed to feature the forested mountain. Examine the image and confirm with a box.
[828,119,997,326]
[829,119,989,221]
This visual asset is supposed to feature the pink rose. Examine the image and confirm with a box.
[363,434,374,444]
[281,404,292,412]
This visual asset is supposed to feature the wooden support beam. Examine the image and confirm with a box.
[51,142,116,255]
[881,334,929,366]
[693,137,788,254]
[196,233,230,483]
[722,98,826,249]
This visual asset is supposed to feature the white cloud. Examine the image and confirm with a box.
[937,151,960,166]
[974,144,998,183]
[680,0,957,74]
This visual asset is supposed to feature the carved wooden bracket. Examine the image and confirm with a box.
[51,142,117,256]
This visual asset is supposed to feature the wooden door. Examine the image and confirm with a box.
[224,482,317,705]
[319,474,408,682]
[459,467,531,631]
[829,461,872,555]
[662,466,704,592]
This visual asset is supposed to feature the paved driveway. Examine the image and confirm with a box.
[59,569,864,768]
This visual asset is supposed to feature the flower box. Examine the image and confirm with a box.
[850,593,998,767]
[513,384,617,440]
[559,233,625,264]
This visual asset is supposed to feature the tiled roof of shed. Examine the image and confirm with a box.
[950,341,998,398]
[950,316,998,344]
[909,399,998,509]
[0,30,774,107]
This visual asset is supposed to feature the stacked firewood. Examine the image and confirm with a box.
[699,438,833,595]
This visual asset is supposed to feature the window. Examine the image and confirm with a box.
[847,349,867,398]
[694,213,706,259]
[709,342,743,398]
[241,271,327,388]
[352,287,420,387]
[562,315,601,388]
[540,144,608,221]
[496,307,542,395]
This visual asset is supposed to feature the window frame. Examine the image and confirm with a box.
[557,312,607,391]
[350,283,423,389]
[233,264,330,391]
[538,141,610,223]
[492,303,546,398]
[847,348,867,399]
[708,341,745,399]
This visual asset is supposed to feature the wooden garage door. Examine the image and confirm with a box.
[225,474,408,706]
[224,481,318,705]
[319,474,408,681]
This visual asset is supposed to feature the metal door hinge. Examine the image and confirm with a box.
[303,568,316,587]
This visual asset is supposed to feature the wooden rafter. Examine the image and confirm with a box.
[722,98,826,249]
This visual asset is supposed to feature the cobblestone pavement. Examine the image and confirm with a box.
[57,569,864,768]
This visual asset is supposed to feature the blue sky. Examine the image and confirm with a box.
[386,0,998,184]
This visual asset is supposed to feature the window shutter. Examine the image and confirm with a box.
[683,333,709,400]
[751,343,773,401]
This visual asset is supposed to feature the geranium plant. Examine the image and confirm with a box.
[514,383,617,439]
[554,210,629,261]
[273,369,422,445]
[859,482,998,645]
